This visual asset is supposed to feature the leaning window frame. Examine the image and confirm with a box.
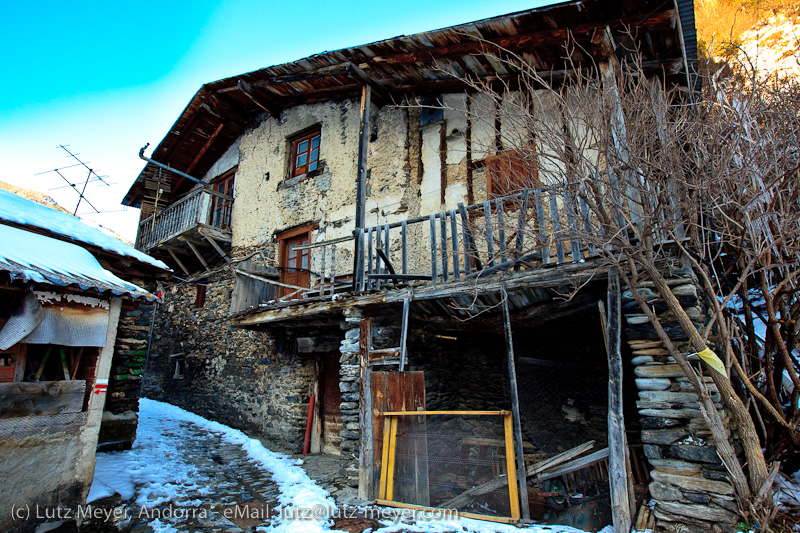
[289,127,322,179]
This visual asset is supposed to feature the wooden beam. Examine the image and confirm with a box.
[167,248,191,276]
[237,80,281,119]
[203,233,232,263]
[352,85,371,291]
[358,319,374,500]
[606,268,632,532]
[231,259,608,328]
[347,63,392,105]
[500,284,530,522]
[182,238,211,274]
[0,381,86,419]
[185,123,225,175]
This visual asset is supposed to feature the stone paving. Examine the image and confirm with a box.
[87,422,283,532]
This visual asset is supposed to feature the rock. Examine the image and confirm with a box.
[632,348,671,356]
[636,378,672,390]
[639,390,700,403]
[631,355,655,366]
[641,428,689,445]
[340,402,358,410]
[626,314,650,325]
[634,364,685,378]
[682,490,711,504]
[671,284,697,298]
[650,470,734,495]
[657,501,736,523]
[638,408,703,419]
[622,287,659,303]
[702,467,730,482]
[649,458,702,475]
[668,444,723,464]
[643,444,663,459]
[629,340,663,349]
[640,417,682,429]
[649,481,683,501]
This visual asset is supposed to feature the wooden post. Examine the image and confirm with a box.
[399,293,411,371]
[500,284,530,522]
[358,318,374,500]
[352,85,371,291]
[606,268,632,532]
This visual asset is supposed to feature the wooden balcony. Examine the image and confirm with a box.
[136,188,233,275]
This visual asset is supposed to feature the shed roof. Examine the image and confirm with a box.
[0,188,169,275]
[123,0,698,207]
[0,224,155,300]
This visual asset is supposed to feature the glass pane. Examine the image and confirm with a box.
[311,135,320,149]
[301,252,308,269]
[297,140,309,153]
[309,161,317,171]
[296,154,307,167]
[309,147,319,162]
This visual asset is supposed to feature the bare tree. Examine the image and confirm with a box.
[437,48,800,526]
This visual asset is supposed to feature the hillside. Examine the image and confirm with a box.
[695,0,799,76]
[0,180,71,214]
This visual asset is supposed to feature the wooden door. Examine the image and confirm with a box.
[280,232,310,299]
[371,371,429,505]
[321,357,343,455]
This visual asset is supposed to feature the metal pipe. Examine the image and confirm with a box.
[138,144,232,201]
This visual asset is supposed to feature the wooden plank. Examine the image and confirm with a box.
[483,201,495,266]
[538,447,610,481]
[374,499,519,524]
[440,215,448,283]
[514,190,529,271]
[383,410,508,416]
[399,295,410,371]
[606,268,632,532]
[564,190,582,262]
[367,227,374,290]
[501,285,529,521]
[429,215,438,282]
[549,194,565,263]
[497,200,507,263]
[0,411,86,439]
[439,440,595,509]
[578,190,597,257]
[372,370,388,498]
[533,189,550,264]
[379,408,392,499]
[358,319,374,500]
[401,221,408,274]
[503,412,521,520]
[449,210,460,279]
[410,371,429,506]
[0,381,86,419]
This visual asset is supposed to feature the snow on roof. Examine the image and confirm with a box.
[0,188,169,272]
[0,223,155,300]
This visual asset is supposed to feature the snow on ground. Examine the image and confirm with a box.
[91,399,594,533]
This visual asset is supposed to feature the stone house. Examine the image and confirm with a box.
[123,1,740,531]
[0,189,169,532]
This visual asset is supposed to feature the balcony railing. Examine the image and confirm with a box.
[354,189,599,292]
[136,188,231,252]
[268,189,602,304]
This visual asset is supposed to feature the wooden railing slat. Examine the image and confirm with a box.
[534,189,550,265]
[429,215,438,283]
[449,210,460,280]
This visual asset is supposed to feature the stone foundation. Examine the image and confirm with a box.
[98,301,155,450]
[623,271,739,532]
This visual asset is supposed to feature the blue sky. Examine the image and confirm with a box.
[0,0,548,240]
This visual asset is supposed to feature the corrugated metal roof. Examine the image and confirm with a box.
[0,188,170,273]
[0,224,155,300]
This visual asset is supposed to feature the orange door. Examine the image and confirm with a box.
[281,233,310,299]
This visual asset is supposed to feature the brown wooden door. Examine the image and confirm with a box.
[280,233,310,299]
[321,357,343,455]
[371,371,428,505]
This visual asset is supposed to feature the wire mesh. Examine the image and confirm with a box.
[382,412,518,520]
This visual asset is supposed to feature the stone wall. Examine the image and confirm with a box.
[142,248,317,454]
[623,270,739,532]
[98,300,155,450]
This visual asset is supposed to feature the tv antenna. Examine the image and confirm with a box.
[35,145,110,216]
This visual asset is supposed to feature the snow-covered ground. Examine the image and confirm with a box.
[90,399,601,533]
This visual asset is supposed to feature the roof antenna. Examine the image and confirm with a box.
[35,145,110,216]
